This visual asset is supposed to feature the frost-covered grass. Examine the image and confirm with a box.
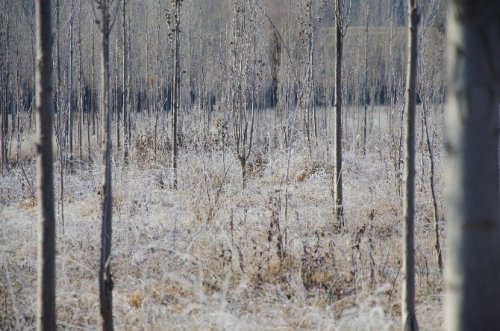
[0,107,444,330]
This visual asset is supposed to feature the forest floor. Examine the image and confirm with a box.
[0,107,444,330]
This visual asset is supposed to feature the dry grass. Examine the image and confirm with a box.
[0,107,444,330]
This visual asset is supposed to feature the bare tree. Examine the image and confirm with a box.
[230,0,258,189]
[268,29,281,140]
[402,0,419,330]
[172,0,182,189]
[122,0,129,164]
[35,0,56,329]
[444,0,500,330]
[54,0,66,234]
[77,0,83,162]
[92,0,120,329]
[417,0,445,272]
[333,0,349,228]
[422,103,442,271]
[361,0,369,156]
[0,1,12,176]
[68,0,74,164]
[299,0,314,154]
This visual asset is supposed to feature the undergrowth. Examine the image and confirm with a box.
[0,107,444,330]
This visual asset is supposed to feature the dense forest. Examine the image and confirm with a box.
[0,0,444,122]
[0,0,499,330]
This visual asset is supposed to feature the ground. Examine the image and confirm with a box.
[0,107,444,330]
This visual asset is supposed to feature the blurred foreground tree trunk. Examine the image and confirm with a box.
[35,0,56,329]
[444,0,500,330]
[402,0,419,330]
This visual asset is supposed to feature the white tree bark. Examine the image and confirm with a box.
[444,1,500,330]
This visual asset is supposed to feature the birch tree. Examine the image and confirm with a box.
[35,0,56,329]
[444,0,500,330]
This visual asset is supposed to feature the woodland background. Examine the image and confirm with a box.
[1,0,450,329]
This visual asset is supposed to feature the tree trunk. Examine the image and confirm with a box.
[55,0,66,233]
[444,1,500,330]
[122,0,129,165]
[0,7,8,175]
[115,39,120,151]
[402,0,419,330]
[422,103,442,272]
[333,0,344,228]
[68,3,74,164]
[35,0,56,329]
[96,1,114,329]
[78,1,83,162]
[362,1,369,156]
[304,0,313,153]
[172,0,181,189]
